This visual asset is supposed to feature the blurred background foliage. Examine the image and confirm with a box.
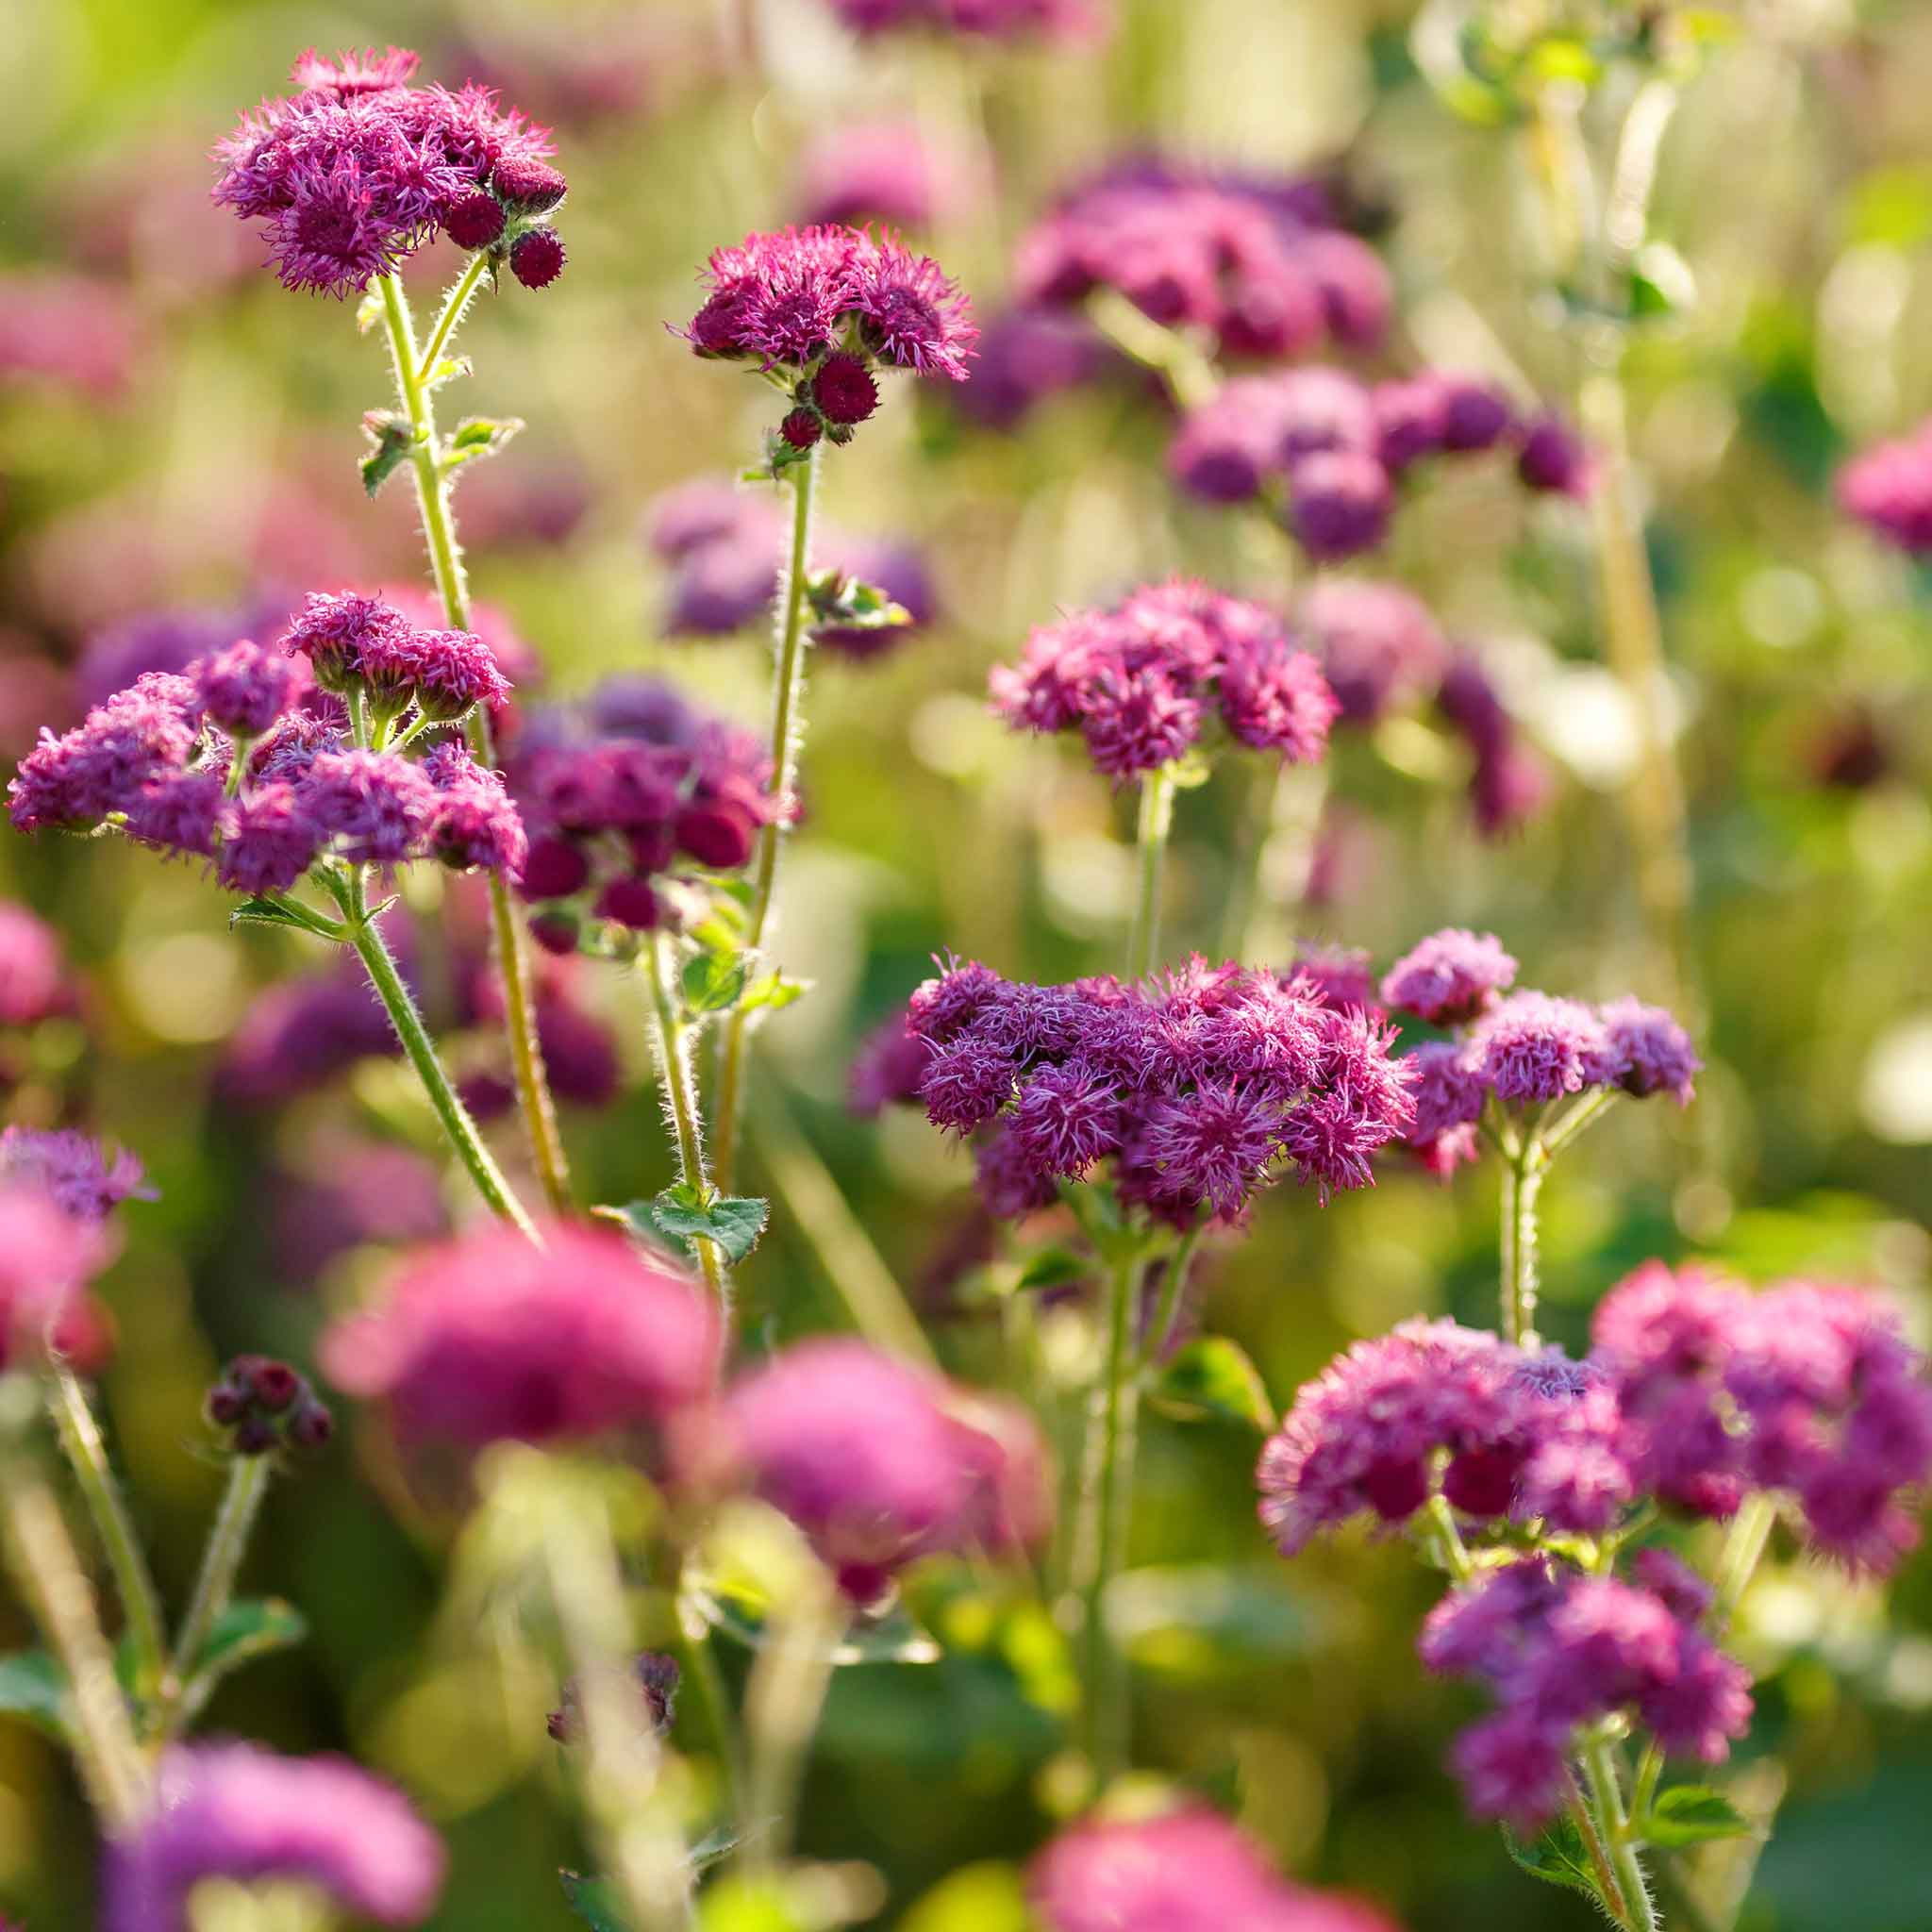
[1,0,1931,1925]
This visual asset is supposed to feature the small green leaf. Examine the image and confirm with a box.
[0,1651,70,1740]
[358,412,416,499]
[1014,1246,1091,1291]
[424,356,473,389]
[229,895,343,941]
[1501,1818,1605,1902]
[804,568,912,636]
[186,1598,308,1685]
[617,1187,770,1266]
[737,973,808,1016]
[443,415,525,472]
[591,1201,690,1266]
[682,949,748,1015]
[1641,1785,1755,1848]
[560,1871,627,1932]
[1148,1337,1275,1430]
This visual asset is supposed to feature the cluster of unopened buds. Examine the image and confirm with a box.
[205,1355,334,1457]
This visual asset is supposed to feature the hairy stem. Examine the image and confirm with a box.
[713,444,821,1192]
[375,270,573,1218]
[43,1365,169,1707]
[337,869,539,1240]
[1712,1492,1777,1634]
[164,1454,273,1734]
[1126,766,1177,983]
[1141,1224,1205,1369]
[416,253,491,383]
[641,931,727,1307]
[741,1561,841,1874]
[1582,1737,1660,1932]
[1500,1142,1547,1348]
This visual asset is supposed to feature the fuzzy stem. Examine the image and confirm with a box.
[1500,1140,1547,1349]
[338,870,539,1240]
[1126,766,1177,983]
[416,254,491,383]
[1141,1224,1205,1369]
[713,444,821,1192]
[1582,1737,1660,1932]
[641,932,728,1308]
[43,1365,169,1707]
[164,1454,273,1733]
[1711,1492,1777,1634]
[1541,1085,1619,1158]
[1079,1243,1146,1786]
[1218,759,1326,962]
[375,270,574,1220]
[741,1561,841,1874]
[1562,1764,1633,1926]
[0,1407,147,1828]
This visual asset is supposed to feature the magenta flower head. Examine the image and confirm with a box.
[1298,580,1447,726]
[849,1006,933,1115]
[102,1741,445,1931]
[211,48,564,297]
[1379,928,1517,1027]
[192,638,302,741]
[0,1183,109,1374]
[822,0,1108,42]
[990,580,1336,783]
[1838,423,1932,553]
[1031,1807,1401,1932]
[797,122,966,231]
[318,1221,719,1453]
[0,902,73,1029]
[1467,991,1611,1105]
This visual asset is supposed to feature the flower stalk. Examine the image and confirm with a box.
[165,1453,275,1734]
[1500,1140,1547,1349]
[641,931,728,1307]
[1126,765,1177,983]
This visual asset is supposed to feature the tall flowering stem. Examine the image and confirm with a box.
[1500,1139,1546,1349]
[44,1363,169,1703]
[164,1453,274,1735]
[1581,1738,1661,1932]
[374,270,574,1217]
[712,444,821,1192]
[1126,766,1176,983]
[642,931,728,1306]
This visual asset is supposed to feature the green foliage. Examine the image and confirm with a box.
[1641,1784,1754,1848]
[0,1652,70,1742]
[1148,1337,1275,1429]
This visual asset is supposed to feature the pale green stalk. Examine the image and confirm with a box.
[164,1454,274,1734]
[641,932,728,1307]
[1126,767,1177,983]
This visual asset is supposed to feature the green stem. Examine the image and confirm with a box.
[673,1583,746,1834]
[375,270,574,1220]
[1126,766,1176,982]
[1711,1492,1777,1634]
[164,1454,273,1734]
[1563,1764,1633,1926]
[1141,1224,1204,1369]
[1541,1085,1619,1158]
[43,1365,169,1707]
[416,253,491,383]
[741,1563,841,1874]
[1582,1737,1659,1932]
[0,1407,147,1828]
[1218,759,1326,963]
[1080,1244,1145,1786]
[1500,1142,1546,1348]
[641,932,728,1308]
[339,870,539,1240]
[1084,289,1220,409]
[713,444,821,1193]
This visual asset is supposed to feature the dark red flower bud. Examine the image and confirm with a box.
[233,1418,278,1457]
[206,1385,247,1427]
[520,836,591,900]
[444,192,507,252]
[509,228,566,291]
[779,408,824,450]
[289,1398,335,1450]
[808,352,879,427]
[246,1359,302,1412]
[491,156,568,214]
[593,876,661,930]
[675,803,757,870]
[625,824,678,875]
[529,911,581,957]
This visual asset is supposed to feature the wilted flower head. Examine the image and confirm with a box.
[103,1741,445,1930]
[1031,1806,1400,1932]
[211,47,565,296]
[319,1222,718,1451]
[991,580,1337,782]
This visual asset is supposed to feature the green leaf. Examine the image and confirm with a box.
[1641,1785,1755,1848]
[737,973,808,1016]
[358,411,416,499]
[0,1651,70,1741]
[1501,1817,1605,1902]
[443,415,525,472]
[1014,1246,1091,1291]
[803,568,912,636]
[591,1201,690,1267]
[1148,1337,1275,1429]
[560,1871,627,1932]
[185,1598,308,1688]
[643,1186,770,1265]
[229,896,344,941]
[424,356,473,389]
[1627,242,1696,322]
[682,949,748,1015]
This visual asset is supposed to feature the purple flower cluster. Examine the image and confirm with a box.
[103,1741,445,1930]
[1375,930,1699,1175]
[819,0,1106,42]
[506,676,785,947]
[1016,160,1391,362]
[211,45,567,296]
[990,580,1338,781]
[797,122,970,232]
[909,956,1415,1224]
[1421,1559,1752,1831]
[1170,367,1586,561]
[954,305,1113,430]
[645,480,936,658]
[0,902,73,1029]
[8,597,525,894]
[680,1338,1050,1604]
[320,1221,719,1451]
[1594,1262,1932,1569]
[1837,422,1932,553]
[683,225,977,432]
[1030,1807,1401,1932]
[0,1126,151,1224]
[1434,655,1552,837]
[0,1183,109,1374]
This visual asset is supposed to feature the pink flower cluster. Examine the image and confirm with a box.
[1170,367,1587,561]
[506,676,786,946]
[990,580,1339,781]
[1838,420,1932,553]
[1421,1559,1752,1831]
[1015,159,1392,362]
[1375,929,1699,1175]
[684,225,977,427]
[1030,1806,1400,1932]
[909,955,1415,1224]
[820,0,1106,42]
[0,902,75,1031]
[211,45,567,295]
[8,598,525,894]
[104,1741,445,1930]
[679,1338,1050,1603]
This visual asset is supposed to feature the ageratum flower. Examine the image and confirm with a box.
[1420,1560,1751,1832]
[908,955,1412,1224]
[682,1339,1043,1603]
[319,1221,718,1451]
[1031,1807,1401,1932]
[211,47,567,296]
[991,580,1337,782]
[102,1741,445,1930]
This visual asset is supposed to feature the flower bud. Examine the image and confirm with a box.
[509,228,566,291]
[529,911,581,957]
[592,876,661,931]
[520,836,591,901]
[808,352,878,427]
[491,156,568,214]
[779,407,823,450]
[444,192,507,251]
